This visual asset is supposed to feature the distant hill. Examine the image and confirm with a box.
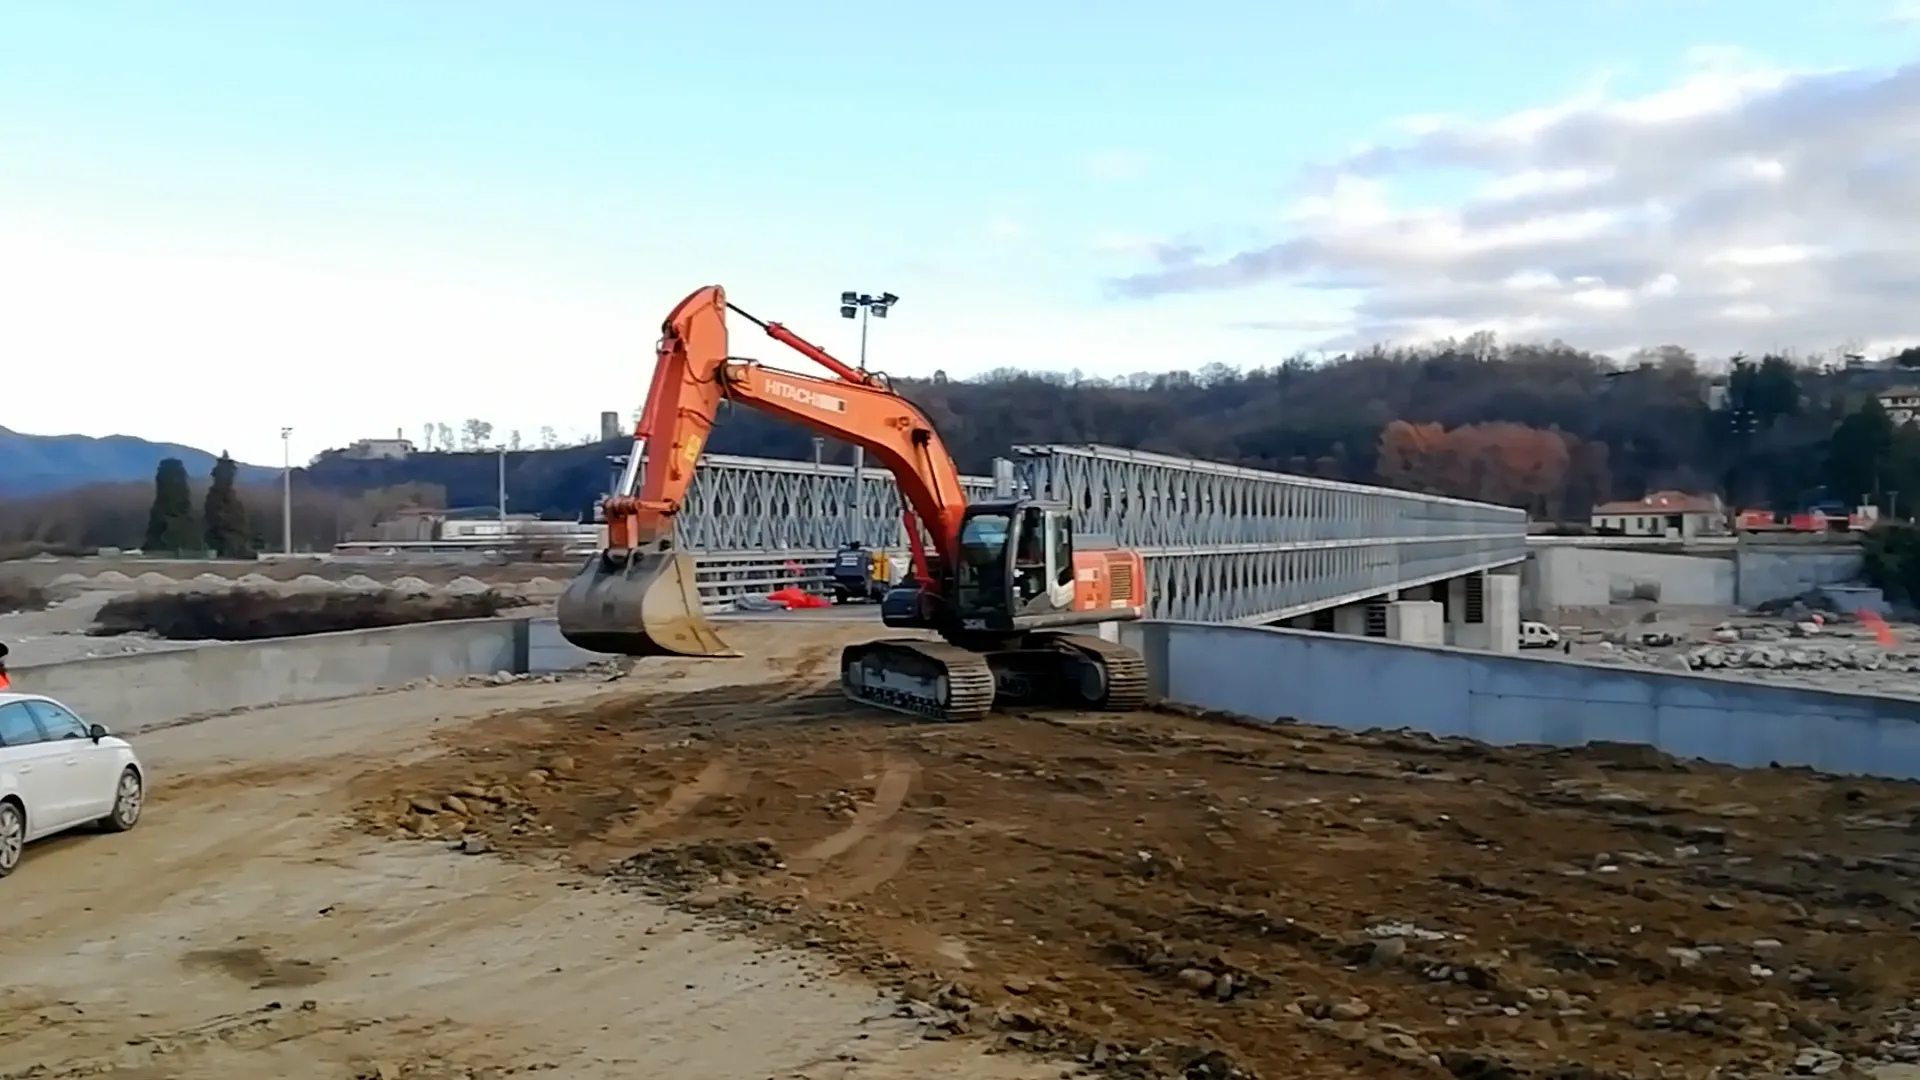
[0,426,277,498]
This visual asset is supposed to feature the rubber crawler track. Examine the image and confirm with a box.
[1039,632,1150,711]
[840,639,998,723]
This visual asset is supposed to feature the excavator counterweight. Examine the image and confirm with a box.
[556,285,1149,721]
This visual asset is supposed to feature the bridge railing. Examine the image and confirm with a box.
[1010,443,1531,623]
[619,451,997,551]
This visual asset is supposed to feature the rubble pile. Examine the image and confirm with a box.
[1685,643,1920,672]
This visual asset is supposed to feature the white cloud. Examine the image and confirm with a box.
[1111,50,1920,357]
[1087,231,1204,266]
[987,216,1024,241]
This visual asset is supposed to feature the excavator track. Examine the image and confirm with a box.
[1034,633,1150,711]
[840,638,998,723]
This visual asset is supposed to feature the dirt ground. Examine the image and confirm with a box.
[0,623,1052,1080]
[353,630,1920,1080]
[13,619,1920,1080]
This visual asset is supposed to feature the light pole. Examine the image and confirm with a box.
[497,444,509,529]
[838,291,898,541]
[279,427,293,555]
[839,290,898,372]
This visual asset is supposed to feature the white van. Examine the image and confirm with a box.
[1520,621,1562,649]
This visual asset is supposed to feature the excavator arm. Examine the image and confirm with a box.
[604,285,971,571]
[557,285,973,660]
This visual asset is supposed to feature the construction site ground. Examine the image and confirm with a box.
[8,623,1920,1080]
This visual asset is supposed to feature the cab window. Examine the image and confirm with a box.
[1052,516,1074,587]
[1016,507,1045,565]
[955,512,1012,603]
[23,700,88,740]
[959,513,1010,567]
[0,703,43,747]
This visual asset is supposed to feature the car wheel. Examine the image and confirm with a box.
[0,800,24,878]
[101,768,143,833]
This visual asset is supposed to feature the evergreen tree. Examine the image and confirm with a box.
[203,452,253,558]
[1824,398,1896,507]
[143,458,199,554]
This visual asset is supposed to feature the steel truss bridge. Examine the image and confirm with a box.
[629,444,1529,624]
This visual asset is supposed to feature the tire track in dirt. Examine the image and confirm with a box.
[785,752,925,900]
[569,643,848,868]
[577,757,743,869]
[576,642,849,738]
[823,827,928,900]
[791,753,919,868]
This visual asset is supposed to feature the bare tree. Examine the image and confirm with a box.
[459,419,494,450]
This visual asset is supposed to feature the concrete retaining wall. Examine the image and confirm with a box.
[10,619,526,733]
[7,612,838,735]
[1736,546,1864,607]
[1524,545,1865,613]
[1523,547,1733,611]
[1120,621,1920,780]
[527,617,599,674]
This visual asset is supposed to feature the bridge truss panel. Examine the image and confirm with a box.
[620,452,996,551]
[1011,443,1530,623]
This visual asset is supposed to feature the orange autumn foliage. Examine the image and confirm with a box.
[1377,419,1606,517]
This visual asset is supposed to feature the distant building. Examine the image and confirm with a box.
[340,436,416,461]
[358,507,440,543]
[1590,491,1727,540]
[344,507,602,555]
[1876,386,1920,426]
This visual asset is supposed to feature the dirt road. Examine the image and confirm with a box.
[356,638,1920,1080]
[0,623,1048,1080]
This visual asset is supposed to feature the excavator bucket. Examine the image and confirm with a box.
[555,549,739,659]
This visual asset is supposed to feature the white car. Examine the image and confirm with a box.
[0,692,146,878]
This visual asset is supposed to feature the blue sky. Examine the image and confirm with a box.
[2,1,1914,463]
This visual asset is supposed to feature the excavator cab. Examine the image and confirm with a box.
[945,500,1080,633]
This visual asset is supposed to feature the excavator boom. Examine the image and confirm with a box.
[557,285,1148,721]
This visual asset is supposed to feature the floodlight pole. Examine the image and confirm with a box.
[858,302,873,372]
[280,427,293,555]
[837,290,900,543]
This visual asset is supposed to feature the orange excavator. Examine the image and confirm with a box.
[555,285,1149,722]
